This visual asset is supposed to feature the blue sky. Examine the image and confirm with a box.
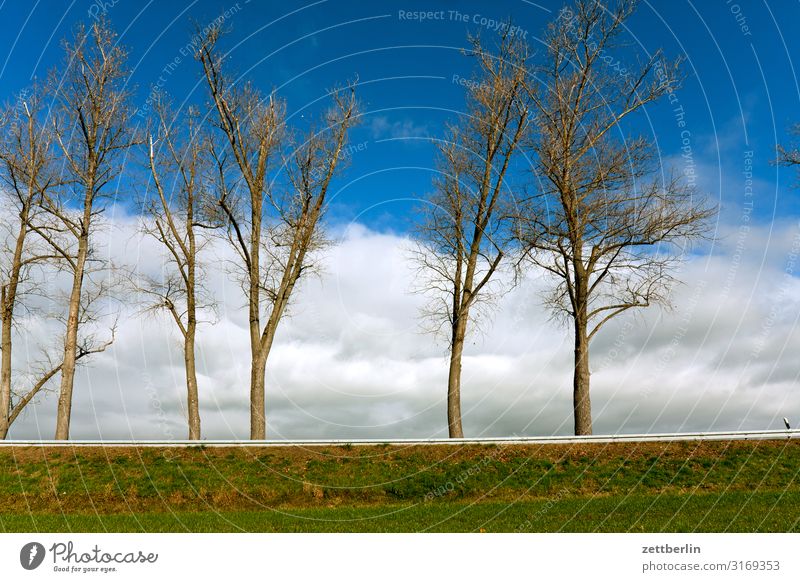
[1,0,799,232]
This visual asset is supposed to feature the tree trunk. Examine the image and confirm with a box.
[0,210,29,440]
[54,229,89,441]
[247,197,263,440]
[184,243,201,440]
[247,260,267,439]
[447,315,468,438]
[249,318,281,441]
[0,299,12,440]
[572,310,593,436]
[250,349,267,440]
[184,322,201,440]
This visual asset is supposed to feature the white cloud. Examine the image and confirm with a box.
[4,205,800,439]
[369,115,429,141]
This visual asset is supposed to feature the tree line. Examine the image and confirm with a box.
[0,15,358,440]
[9,0,790,441]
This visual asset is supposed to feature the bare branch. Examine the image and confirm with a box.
[45,17,138,439]
[196,25,359,439]
[411,28,531,437]
[514,0,716,435]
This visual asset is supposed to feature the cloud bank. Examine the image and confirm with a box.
[5,208,800,440]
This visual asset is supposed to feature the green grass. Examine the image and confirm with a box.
[1,440,798,532]
[2,491,798,533]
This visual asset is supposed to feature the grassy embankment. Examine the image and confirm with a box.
[1,439,798,532]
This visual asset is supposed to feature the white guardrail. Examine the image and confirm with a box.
[0,429,798,447]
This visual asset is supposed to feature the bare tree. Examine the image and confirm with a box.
[516,0,715,435]
[197,27,359,439]
[777,125,800,167]
[140,100,215,440]
[0,89,59,438]
[413,31,531,438]
[0,87,113,438]
[45,19,137,439]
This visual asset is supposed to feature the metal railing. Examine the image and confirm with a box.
[0,429,797,447]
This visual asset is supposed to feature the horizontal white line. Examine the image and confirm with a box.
[0,429,797,447]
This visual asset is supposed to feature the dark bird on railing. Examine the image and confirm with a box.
[784,417,791,430]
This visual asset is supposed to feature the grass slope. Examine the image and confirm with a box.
[1,440,798,532]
